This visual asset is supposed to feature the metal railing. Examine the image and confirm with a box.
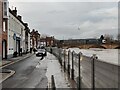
[46,47,119,89]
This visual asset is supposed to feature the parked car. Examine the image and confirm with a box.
[36,48,47,57]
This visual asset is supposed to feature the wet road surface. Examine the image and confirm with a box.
[2,54,48,88]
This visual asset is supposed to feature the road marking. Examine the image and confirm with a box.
[1,54,34,69]
[1,60,19,69]
[0,70,15,83]
[36,63,41,68]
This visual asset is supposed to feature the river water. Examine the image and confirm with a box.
[68,48,119,65]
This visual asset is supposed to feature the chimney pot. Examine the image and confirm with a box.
[18,15,22,20]
[24,23,28,27]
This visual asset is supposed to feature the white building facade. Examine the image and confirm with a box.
[8,8,26,58]
[28,32,30,52]
[21,27,26,53]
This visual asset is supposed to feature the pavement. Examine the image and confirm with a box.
[1,53,34,68]
[0,61,11,67]
[45,53,71,88]
[1,52,73,88]
[0,53,34,84]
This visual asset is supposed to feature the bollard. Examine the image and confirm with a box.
[68,50,70,75]
[51,75,56,90]
[77,52,82,90]
[118,66,120,88]
[91,54,98,90]
[71,51,74,80]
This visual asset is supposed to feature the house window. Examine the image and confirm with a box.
[3,0,9,19]
[4,2,7,15]
[3,21,6,32]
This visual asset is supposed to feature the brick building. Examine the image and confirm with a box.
[40,36,55,47]
[0,0,2,60]
[30,29,40,49]
[24,23,31,53]
[2,0,9,59]
[46,36,55,47]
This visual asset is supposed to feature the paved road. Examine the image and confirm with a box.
[2,54,48,88]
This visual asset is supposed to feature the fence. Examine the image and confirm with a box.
[46,47,120,89]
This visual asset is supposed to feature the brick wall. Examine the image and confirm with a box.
[0,0,2,59]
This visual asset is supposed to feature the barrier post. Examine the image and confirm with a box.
[64,49,66,72]
[91,54,98,90]
[78,52,82,90]
[68,50,70,75]
[71,51,74,80]
[51,75,56,90]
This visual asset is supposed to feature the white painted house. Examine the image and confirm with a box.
[28,32,30,52]
[21,24,26,53]
[8,8,26,58]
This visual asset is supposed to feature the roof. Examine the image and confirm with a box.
[9,8,29,29]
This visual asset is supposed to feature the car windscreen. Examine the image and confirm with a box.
[38,49,45,52]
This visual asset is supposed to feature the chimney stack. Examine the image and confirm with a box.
[24,23,28,27]
[12,7,17,16]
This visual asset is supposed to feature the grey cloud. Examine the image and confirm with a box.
[9,2,118,39]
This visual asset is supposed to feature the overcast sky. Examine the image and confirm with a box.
[9,0,118,40]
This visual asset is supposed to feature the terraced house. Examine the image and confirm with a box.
[0,0,2,60]
[1,0,38,59]
[2,0,9,59]
[0,0,9,60]
[24,23,31,53]
[8,8,30,58]
[30,29,40,49]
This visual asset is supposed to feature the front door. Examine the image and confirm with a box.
[16,40,20,56]
[2,40,7,59]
